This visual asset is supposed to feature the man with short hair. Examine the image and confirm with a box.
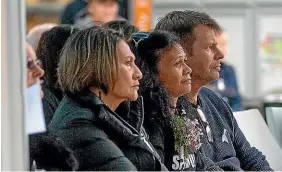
[155,10,273,171]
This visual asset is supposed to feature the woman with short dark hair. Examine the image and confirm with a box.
[49,27,165,171]
[36,25,79,125]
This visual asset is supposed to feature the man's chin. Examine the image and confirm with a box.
[208,73,220,83]
[212,71,220,78]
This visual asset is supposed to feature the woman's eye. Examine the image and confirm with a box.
[126,61,132,66]
[207,45,213,50]
[175,61,181,67]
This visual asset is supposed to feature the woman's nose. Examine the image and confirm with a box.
[183,63,192,75]
[134,65,143,80]
[33,65,45,79]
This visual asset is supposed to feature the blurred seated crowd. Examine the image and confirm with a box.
[24,0,275,171]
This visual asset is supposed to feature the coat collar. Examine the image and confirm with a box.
[69,90,141,139]
[66,90,161,164]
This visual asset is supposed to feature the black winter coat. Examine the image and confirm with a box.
[49,90,165,171]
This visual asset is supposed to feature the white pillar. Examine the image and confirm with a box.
[1,0,28,170]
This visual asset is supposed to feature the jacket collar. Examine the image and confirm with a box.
[68,90,161,164]
[115,97,144,133]
[70,90,141,138]
[70,89,104,106]
[42,84,63,101]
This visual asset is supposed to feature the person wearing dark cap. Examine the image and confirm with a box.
[60,0,88,25]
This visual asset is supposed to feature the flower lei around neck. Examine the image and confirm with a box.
[170,107,204,156]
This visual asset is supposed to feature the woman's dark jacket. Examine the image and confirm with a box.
[48,90,165,171]
[137,93,223,171]
[42,84,63,125]
[29,134,78,171]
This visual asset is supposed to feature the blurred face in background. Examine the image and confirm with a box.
[26,43,45,97]
[88,0,119,24]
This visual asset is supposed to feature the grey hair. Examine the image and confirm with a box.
[26,23,57,50]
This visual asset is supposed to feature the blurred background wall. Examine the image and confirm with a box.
[25,0,282,114]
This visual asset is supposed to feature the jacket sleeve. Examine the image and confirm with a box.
[222,100,273,171]
[42,93,59,125]
[65,125,137,171]
[146,123,165,162]
[196,151,224,171]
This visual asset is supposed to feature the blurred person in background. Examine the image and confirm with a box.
[26,42,45,94]
[61,0,127,25]
[60,0,88,24]
[26,42,78,171]
[155,10,273,171]
[103,20,139,42]
[74,0,125,29]
[36,25,79,125]
[49,27,165,170]
[207,32,243,111]
[26,23,57,51]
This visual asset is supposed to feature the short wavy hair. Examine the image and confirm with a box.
[155,10,221,56]
[36,25,79,88]
[58,26,123,94]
